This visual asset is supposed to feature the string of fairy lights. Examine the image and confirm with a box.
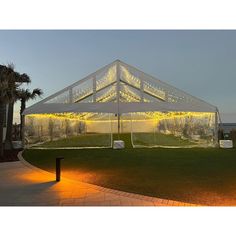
[33,64,216,127]
[46,65,171,104]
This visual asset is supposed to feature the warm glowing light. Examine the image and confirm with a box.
[143,81,166,101]
[96,66,116,91]
[96,86,116,102]
[18,170,99,200]
[26,111,215,125]
[120,66,141,88]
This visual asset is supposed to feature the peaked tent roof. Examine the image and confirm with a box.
[24,60,217,115]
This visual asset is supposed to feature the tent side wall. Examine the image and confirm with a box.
[24,113,113,148]
[130,111,217,148]
[24,111,218,149]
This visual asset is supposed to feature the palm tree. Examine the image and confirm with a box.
[5,64,31,150]
[0,65,18,158]
[18,88,43,142]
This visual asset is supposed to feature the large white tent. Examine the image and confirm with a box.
[23,60,219,148]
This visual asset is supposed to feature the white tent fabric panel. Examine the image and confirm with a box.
[23,60,218,115]
[23,101,217,115]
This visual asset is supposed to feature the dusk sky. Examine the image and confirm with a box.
[0,30,236,122]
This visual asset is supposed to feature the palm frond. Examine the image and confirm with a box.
[17,88,43,101]
[7,63,15,71]
[20,73,31,84]
[32,88,43,97]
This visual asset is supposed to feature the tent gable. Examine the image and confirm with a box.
[24,60,217,114]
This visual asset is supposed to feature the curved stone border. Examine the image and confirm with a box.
[18,151,199,206]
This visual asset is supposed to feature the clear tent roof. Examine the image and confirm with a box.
[24,60,217,115]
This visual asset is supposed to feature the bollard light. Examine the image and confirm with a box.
[56,157,64,182]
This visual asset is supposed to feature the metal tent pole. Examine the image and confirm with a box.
[215,108,222,146]
[215,111,218,146]
[116,60,120,139]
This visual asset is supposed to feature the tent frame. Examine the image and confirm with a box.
[23,60,219,146]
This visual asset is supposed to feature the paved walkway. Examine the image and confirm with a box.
[0,153,196,206]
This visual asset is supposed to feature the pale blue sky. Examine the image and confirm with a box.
[0,30,236,122]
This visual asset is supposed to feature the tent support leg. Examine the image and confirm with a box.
[118,113,120,139]
[215,112,219,147]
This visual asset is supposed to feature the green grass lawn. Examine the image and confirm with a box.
[132,132,195,147]
[24,147,236,206]
[33,132,194,148]
[38,133,112,148]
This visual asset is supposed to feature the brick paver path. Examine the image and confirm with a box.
[0,152,197,206]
